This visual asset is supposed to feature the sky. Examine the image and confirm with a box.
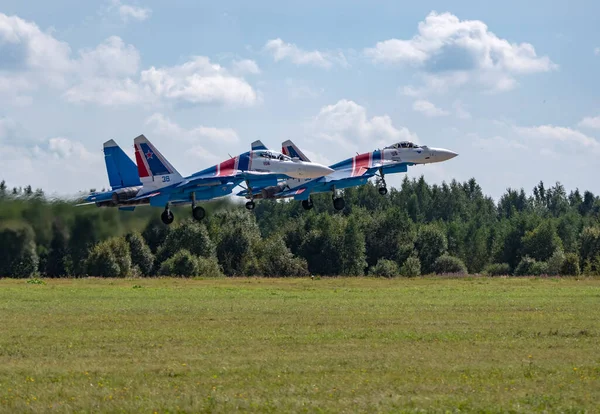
[1,0,599,200]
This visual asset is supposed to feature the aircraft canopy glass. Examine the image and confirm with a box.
[258,151,292,161]
[385,141,420,149]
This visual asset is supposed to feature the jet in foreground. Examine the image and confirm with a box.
[79,136,334,224]
[237,140,458,211]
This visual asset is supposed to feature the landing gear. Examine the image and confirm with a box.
[191,192,206,221]
[161,208,174,225]
[333,197,345,211]
[244,179,256,211]
[192,206,206,221]
[301,198,314,210]
[376,168,388,196]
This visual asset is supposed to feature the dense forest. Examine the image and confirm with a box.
[1,176,600,278]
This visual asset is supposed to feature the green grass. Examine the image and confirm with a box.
[1,277,600,413]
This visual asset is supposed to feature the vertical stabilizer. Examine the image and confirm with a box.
[103,139,141,189]
[281,139,311,161]
[251,140,268,150]
[133,134,182,190]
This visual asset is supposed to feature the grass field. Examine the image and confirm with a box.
[1,277,599,413]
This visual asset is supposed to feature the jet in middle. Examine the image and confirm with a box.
[81,136,334,224]
[237,140,458,210]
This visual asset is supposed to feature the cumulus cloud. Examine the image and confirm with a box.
[139,56,258,106]
[0,13,258,108]
[264,38,347,69]
[452,100,471,119]
[412,99,449,117]
[145,113,239,144]
[231,59,261,75]
[118,4,152,22]
[517,125,600,152]
[0,12,73,98]
[366,11,556,93]
[312,99,418,150]
[578,115,600,130]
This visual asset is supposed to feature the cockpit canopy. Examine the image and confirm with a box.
[385,141,420,149]
[257,150,292,161]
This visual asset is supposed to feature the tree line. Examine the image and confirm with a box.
[1,177,600,278]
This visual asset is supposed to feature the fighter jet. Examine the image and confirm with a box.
[78,136,334,224]
[237,140,458,211]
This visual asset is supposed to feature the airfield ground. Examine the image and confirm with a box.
[0,277,599,412]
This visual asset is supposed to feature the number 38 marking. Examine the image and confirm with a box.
[162,176,170,183]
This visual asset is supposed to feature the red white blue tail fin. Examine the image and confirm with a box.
[281,140,310,161]
[133,134,182,190]
[251,140,268,150]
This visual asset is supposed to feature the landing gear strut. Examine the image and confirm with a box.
[191,192,206,221]
[161,204,174,225]
[245,180,256,210]
[301,198,314,210]
[331,186,345,211]
[376,168,388,195]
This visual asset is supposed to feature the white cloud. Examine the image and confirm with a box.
[366,11,556,93]
[312,99,418,150]
[140,56,258,106]
[453,100,471,119]
[517,125,600,152]
[595,47,600,56]
[285,78,323,99]
[578,115,600,130]
[231,59,261,75]
[0,12,73,98]
[473,135,526,151]
[76,36,140,77]
[118,4,152,22]
[412,99,449,117]
[264,38,347,69]
[145,113,239,144]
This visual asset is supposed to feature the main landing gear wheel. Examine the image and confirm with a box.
[161,209,174,225]
[301,198,314,211]
[192,206,206,221]
[333,197,345,211]
[245,201,256,210]
[378,187,388,195]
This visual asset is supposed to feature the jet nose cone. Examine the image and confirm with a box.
[305,164,334,178]
[432,148,458,162]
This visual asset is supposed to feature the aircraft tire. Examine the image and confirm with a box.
[192,206,206,221]
[161,210,174,225]
[378,187,388,196]
[245,201,256,210]
[333,197,345,211]
[301,199,313,210]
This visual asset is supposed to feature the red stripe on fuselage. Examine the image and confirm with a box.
[217,157,236,177]
[352,152,371,177]
[134,147,150,178]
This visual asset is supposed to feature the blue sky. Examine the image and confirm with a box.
[1,0,599,199]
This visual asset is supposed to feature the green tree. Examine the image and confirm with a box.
[156,220,215,263]
[256,236,309,277]
[45,220,69,277]
[369,259,400,278]
[0,222,38,278]
[522,221,562,262]
[433,254,468,275]
[561,253,581,276]
[415,225,448,274]
[126,232,154,276]
[159,250,199,277]
[85,237,131,277]
[400,256,421,277]
[340,216,367,276]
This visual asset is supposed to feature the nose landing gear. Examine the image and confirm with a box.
[376,168,388,196]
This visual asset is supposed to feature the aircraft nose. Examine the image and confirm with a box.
[433,148,458,162]
[305,163,334,178]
